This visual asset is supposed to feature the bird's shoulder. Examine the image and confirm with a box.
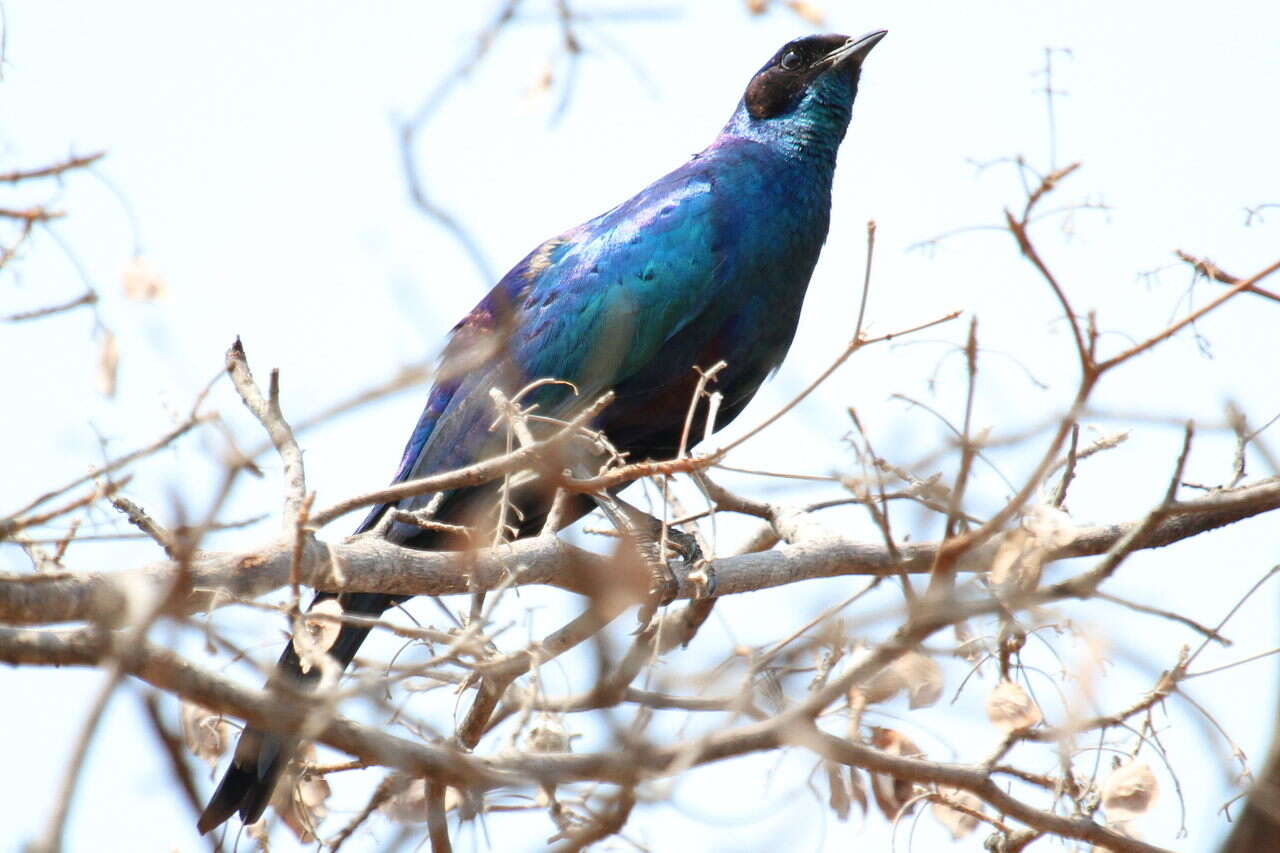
[433,146,781,376]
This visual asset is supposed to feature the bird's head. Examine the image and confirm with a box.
[723,30,886,158]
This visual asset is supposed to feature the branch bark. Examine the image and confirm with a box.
[4,475,1278,627]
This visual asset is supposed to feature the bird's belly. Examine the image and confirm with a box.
[601,298,803,460]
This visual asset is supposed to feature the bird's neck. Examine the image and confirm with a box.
[716,97,853,170]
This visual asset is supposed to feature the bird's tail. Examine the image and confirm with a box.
[196,591,397,834]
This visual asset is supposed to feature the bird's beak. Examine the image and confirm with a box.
[822,29,887,68]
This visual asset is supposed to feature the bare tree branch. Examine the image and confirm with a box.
[0,626,1174,853]
[4,474,1279,628]
[0,151,106,183]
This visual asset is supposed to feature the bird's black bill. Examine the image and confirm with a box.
[822,29,888,68]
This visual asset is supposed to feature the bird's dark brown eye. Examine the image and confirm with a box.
[780,50,803,71]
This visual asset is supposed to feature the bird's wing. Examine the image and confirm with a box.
[356,165,726,532]
[511,171,721,388]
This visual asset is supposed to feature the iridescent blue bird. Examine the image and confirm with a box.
[199,29,886,833]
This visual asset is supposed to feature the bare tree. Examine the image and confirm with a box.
[4,4,1279,852]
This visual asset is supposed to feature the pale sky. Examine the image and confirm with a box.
[2,1,1278,850]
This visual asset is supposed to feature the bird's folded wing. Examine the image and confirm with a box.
[375,165,731,502]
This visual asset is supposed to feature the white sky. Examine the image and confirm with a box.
[2,1,1278,850]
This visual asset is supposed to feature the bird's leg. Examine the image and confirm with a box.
[589,492,716,628]
[590,493,679,610]
[609,496,716,599]
[618,496,701,560]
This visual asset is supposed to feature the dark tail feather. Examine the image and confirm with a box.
[197,591,399,834]
[198,491,524,832]
[196,726,293,832]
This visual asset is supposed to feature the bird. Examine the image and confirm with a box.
[198,28,886,834]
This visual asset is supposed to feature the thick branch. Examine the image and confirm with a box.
[3,476,1279,627]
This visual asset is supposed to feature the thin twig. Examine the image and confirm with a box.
[1187,564,1280,669]
[310,391,613,527]
[1051,422,1079,507]
[1098,258,1280,370]
[110,495,176,558]
[224,338,306,529]
[697,311,964,465]
[0,151,105,183]
[3,290,98,323]
[853,220,876,341]
[398,1,527,286]
[1095,591,1230,645]
[2,415,208,533]
[1176,249,1280,304]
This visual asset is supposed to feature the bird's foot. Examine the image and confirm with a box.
[661,527,716,598]
[633,538,680,632]
[589,494,712,628]
[632,528,718,631]
[661,526,701,565]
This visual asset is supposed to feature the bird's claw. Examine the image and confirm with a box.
[686,559,717,599]
[633,556,679,632]
[664,528,716,599]
[662,527,702,565]
[620,524,671,632]
[632,530,719,631]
